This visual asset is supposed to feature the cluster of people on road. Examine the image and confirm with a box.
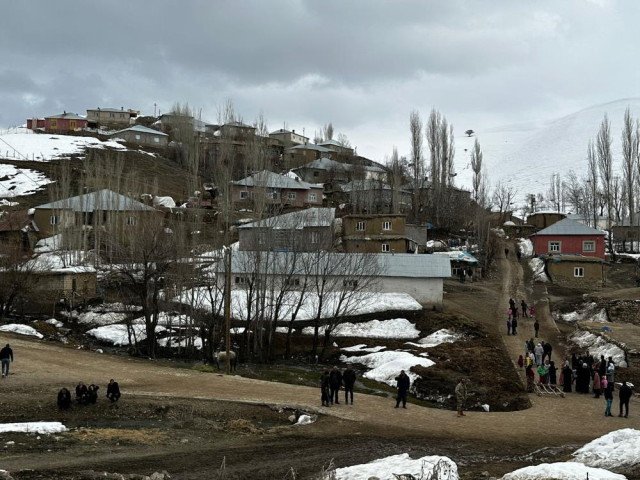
[58,379,121,410]
[506,298,535,336]
[519,339,555,390]
[320,365,356,406]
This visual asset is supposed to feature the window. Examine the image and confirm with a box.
[235,276,248,285]
[120,113,125,119]
[343,279,358,288]
[70,121,76,129]
[583,241,595,253]
[268,188,278,199]
[284,278,300,287]
[574,267,584,278]
[240,191,248,199]
[310,231,319,244]
[154,137,160,143]
[51,120,57,127]
[549,241,561,253]
[308,193,317,202]
[135,134,141,140]
[314,171,319,177]
[382,243,390,252]
[356,221,365,231]
[382,221,392,230]
[50,215,58,225]
[288,192,297,200]
[109,113,115,118]
[125,216,137,226]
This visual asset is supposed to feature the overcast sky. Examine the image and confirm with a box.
[2,0,639,162]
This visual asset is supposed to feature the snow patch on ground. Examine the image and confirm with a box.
[333,453,458,480]
[572,428,640,472]
[295,414,315,425]
[0,132,127,161]
[341,344,387,353]
[0,324,43,338]
[569,330,627,367]
[0,163,52,198]
[518,238,534,257]
[302,318,420,339]
[529,258,549,282]
[45,319,63,328]
[406,329,463,348]
[158,336,203,350]
[0,422,67,434]
[501,462,626,480]
[341,350,434,386]
[86,324,166,346]
[557,302,608,323]
[77,311,128,326]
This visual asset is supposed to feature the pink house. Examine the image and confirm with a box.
[532,218,606,260]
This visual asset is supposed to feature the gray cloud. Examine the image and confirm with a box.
[1,0,639,161]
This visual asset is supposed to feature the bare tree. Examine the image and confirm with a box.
[597,114,615,260]
[563,170,584,215]
[409,110,424,219]
[586,140,599,228]
[323,123,334,141]
[492,181,516,223]
[336,133,351,149]
[470,138,483,203]
[387,147,406,214]
[622,107,636,224]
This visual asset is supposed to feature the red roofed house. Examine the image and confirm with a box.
[532,217,606,260]
[27,112,89,134]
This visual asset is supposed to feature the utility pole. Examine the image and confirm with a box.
[154,103,157,117]
[224,246,232,374]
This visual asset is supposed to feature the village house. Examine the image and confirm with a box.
[269,128,309,148]
[231,171,324,208]
[531,217,606,260]
[612,216,640,248]
[526,211,566,230]
[27,112,89,134]
[33,189,157,237]
[292,157,386,186]
[0,210,38,249]
[434,250,482,280]
[284,144,338,169]
[341,179,412,213]
[109,125,168,147]
[341,214,417,254]
[238,208,335,252]
[318,139,354,156]
[219,121,256,140]
[86,107,139,127]
[219,251,451,306]
[540,254,605,290]
[159,113,216,135]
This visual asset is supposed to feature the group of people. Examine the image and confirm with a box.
[519,339,555,389]
[58,379,121,410]
[506,298,535,336]
[320,365,357,406]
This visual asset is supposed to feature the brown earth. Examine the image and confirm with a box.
[1,242,639,479]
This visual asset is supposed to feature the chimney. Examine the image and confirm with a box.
[292,129,295,134]
[121,107,124,111]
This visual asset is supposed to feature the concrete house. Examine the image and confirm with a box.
[318,139,354,156]
[292,157,386,185]
[284,144,337,169]
[341,180,412,213]
[341,214,417,253]
[238,208,335,252]
[613,216,640,246]
[219,251,451,306]
[86,107,138,127]
[109,125,168,147]
[219,121,256,139]
[269,129,309,147]
[232,171,324,208]
[532,218,606,260]
[26,113,89,134]
[33,189,157,237]
[541,254,605,290]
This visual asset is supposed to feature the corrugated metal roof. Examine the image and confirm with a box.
[35,189,156,212]
[284,144,332,153]
[295,157,385,173]
[233,170,323,190]
[111,125,167,136]
[220,251,451,278]
[239,208,335,229]
[88,108,132,113]
[535,218,604,236]
[269,128,309,138]
[341,179,410,193]
[45,113,87,120]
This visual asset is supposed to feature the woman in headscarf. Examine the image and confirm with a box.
[593,369,601,398]
[526,365,535,393]
[571,353,579,370]
[548,361,557,386]
[562,363,573,393]
[577,363,590,394]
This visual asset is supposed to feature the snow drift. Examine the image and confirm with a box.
[572,428,640,473]
[0,422,67,434]
[333,453,458,480]
[341,350,434,386]
[501,462,626,480]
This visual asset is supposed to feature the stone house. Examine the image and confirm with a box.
[341,214,417,253]
[231,171,324,208]
[284,144,338,169]
[613,217,640,247]
[341,180,412,214]
[318,139,355,156]
[238,208,335,252]
[0,210,39,250]
[86,107,138,127]
[532,218,606,260]
[526,212,566,230]
[109,125,168,147]
[218,251,451,306]
[292,157,386,186]
[269,128,309,148]
[33,189,157,237]
[541,254,605,290]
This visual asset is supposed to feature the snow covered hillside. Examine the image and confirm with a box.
[0,163,51,198]
[455,98,640,204]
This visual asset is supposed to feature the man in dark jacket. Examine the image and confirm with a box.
[511,317,518,335]
[87,384,99,404]
[75,382,89,403]
[534,320,540,338]
[521,300,528,318]
[329,366,342,405]
[0,344,13,378]
[543,342,552,363]
[57,388,71,410]
[106,379,121,402]
[619,381,633,418]
[320,370,331,407]
[395,370,411,409]
[342,365,356,405]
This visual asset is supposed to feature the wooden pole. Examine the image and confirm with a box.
[224,246,232,375]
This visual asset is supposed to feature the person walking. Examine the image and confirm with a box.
[0,344,13,378]
[518,354,524,368]
[604,383,614,417]
[521,300,528,318]
[543,342,552,363]
[534,343,543,365]
[106,379,121,403]
[320,370,331,407]
[593,371,602,399]
[455,378,468,417]
[329,365,343,405]
[619,381,633,418]
[533,320,540,338]
[57,388,71,410]
[509,298,516,311]
[517,250,522,262]
[562,363,573,393]
[395,370,411,409]
[342,365,356,405]
[606,359,615,384]
[506,318,512,336]
[526,366,535,393]
[511,317,518,335]
[548,361,557,385]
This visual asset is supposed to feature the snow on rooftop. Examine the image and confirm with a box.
[0,132,127,162]
[333,453,459,480]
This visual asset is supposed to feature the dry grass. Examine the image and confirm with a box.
[68,428,168,444]
[225,419,262,435]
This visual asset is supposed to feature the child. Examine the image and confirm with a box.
[529,306,535,317]
[507,318,512,335]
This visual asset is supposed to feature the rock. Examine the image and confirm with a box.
[288,414,297,424]
[180,438,188,444]
[367,477,380,480]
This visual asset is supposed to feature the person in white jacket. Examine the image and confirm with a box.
[534,343,544,366]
